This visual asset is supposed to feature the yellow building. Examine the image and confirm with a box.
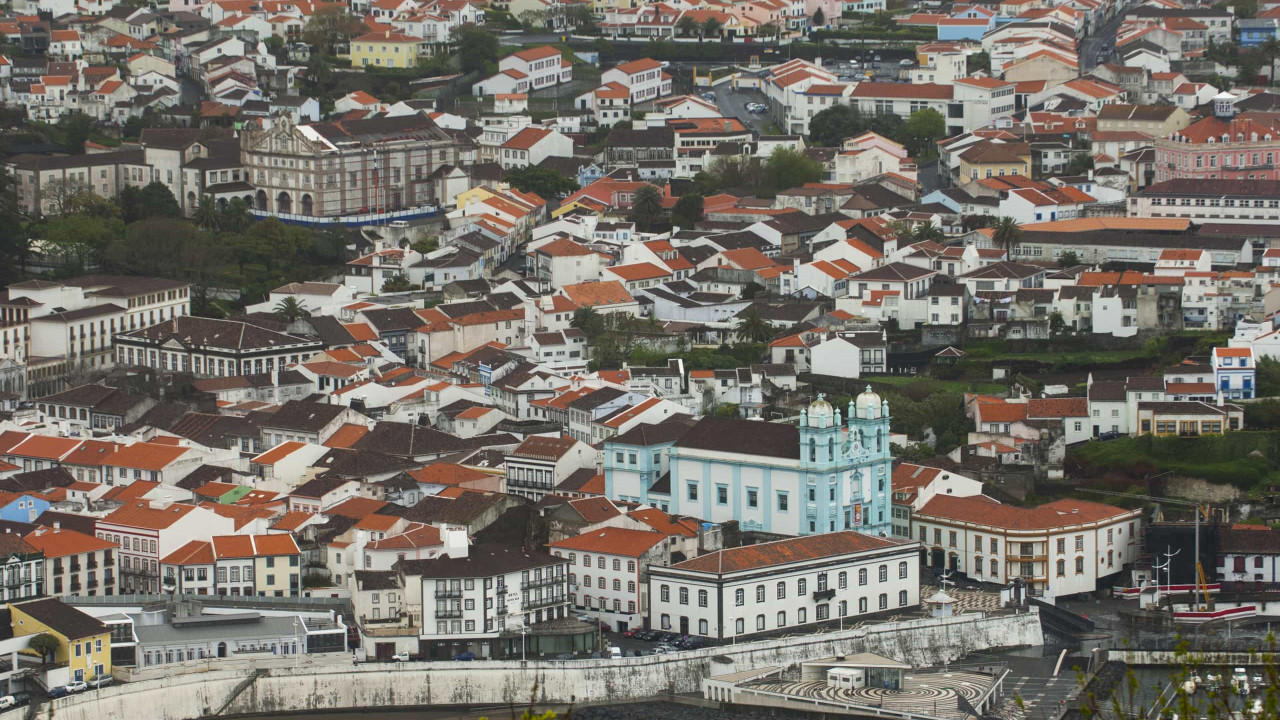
[349,30,424,69]
[10,598,111,682]
[957,140,1031,188]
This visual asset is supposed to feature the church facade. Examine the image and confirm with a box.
[605,388,894,539]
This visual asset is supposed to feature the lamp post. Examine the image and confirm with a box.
[292,617,301,669]
[520,625,527,662]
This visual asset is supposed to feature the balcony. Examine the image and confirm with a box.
[435,608,463,619]
[812,588,836,602]
[434,588,463,598]
[525,595,565,610]
[521,575,561,590]
[87,579,98,589]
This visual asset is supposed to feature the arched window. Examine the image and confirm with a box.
[878,565,887,582]
[875,429,882,453]
[660,584,669,602]
[838,571,847,588]
[828,436,834,461]
[858,568,867,585]
[809,438,816,462]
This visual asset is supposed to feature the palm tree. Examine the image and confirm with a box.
[701,17,722,39]
[992,216,1022,258]
[274,296,310,322]
[220,197,253,234]
[676,15,698,36]
[631,184,664,232]
[910,221,945,244]
[1263,36,1280,83]
[194,195,219,231]
[734,306,772,343]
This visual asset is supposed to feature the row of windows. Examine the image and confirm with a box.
[573,575,635,592]
[660,564,909,607]
[656,591,911,633]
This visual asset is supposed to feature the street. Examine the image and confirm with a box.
[1080,2,1134,70]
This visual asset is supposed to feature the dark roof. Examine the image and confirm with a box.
[291,476,355,499]
[32,511,96,536]
[397,543,560,578]
[604,125,675,148]
[567,386,626,411]
[393,491,513,526]
[675,416,798,460]
[355,570,400,591]
[308,315,357,347]
[850,262,936,282]
[117,316,319,351]
[36,384,149,415]
[313,448,418,478]
[1087,380,1127,402]
[353,421,513,458]
[0,467,74,494]
[12,597,106,639]
[174,464,236,491]
[259,400,350,433]
[1141,179,1280,198]
[556,468,600,493]
[1219,527,1280,554]
[361,307,424,334]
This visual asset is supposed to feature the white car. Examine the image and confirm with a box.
[391,652,411,662]
[65,681,87,694]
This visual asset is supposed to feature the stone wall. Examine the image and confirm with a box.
[43,611,1042,720]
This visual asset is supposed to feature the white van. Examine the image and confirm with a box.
[608,646,623,659]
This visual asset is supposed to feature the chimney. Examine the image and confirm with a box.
[53,521,60,530]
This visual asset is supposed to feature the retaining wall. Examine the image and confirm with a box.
[39,611,1042,720]
[1109,649,1275,666]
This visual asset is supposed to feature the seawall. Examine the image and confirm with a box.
[38,611,1043,720]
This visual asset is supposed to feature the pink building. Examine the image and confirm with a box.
[1155,113,1280,183]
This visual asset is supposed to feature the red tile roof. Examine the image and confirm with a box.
[548,527,666,557]
[674,531,900,572]
[917,495,1134,530]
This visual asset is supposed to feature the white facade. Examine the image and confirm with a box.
[646,532,919,639]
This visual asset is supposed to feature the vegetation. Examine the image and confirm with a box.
[807,104,944,158]
[455,25,500,74]
[992,216,1022,256]
[671,193,704,229]
[27,634,59,663]
[966,51,990,74]
[630,185,664,232]
[1069,432,1280,489]
[503,165,579,200]
[734,306,773,343]
[1058,250,1081,268]
[303,5,365,55]
[571,307,667,370]
[692,146,823,198]
[274,296,311,322]
[1257,356,1280,396]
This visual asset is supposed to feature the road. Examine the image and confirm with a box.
[1080,2,1134,70]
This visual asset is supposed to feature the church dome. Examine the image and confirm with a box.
[807,394,834,427]
[855,385,882,419]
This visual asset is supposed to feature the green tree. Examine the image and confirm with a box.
[764,146,824,195]
[909,220,944,244]
[701,17,722,38]
[570,306,605,341]
[503,165,579,199]
[758,21,778,39]
[455,25,500,74]
[411,235,439,255]
[264,35,284,51]
[56,113,96,154]
[671,193,704,228]
[696,155,760,194]
[193,195,220,231]
[1257,356,1280,396]
[1263,36,1280,83]
[1048,310,1065,335]
[27,634,59,663]
[713,403,740,417]
[219,197,254,234]
[118,181,180,223]
[41,177,95,217]
[992,216,1022,258]
[381,275,417,293]
[904,108,946,159]
[1058,250,1081,267]
[274,296,311,322]
[304,5,364,54]
[43,213,121,272]
[0,168,28,284]
[966,51,990,74]
[813,7,825,26]
[734,306,773,343]
[1065,152,1095,175]
[808,103,863,147]
[677,15,698,36]
[630,184,664,232]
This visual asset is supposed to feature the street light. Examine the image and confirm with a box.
[520,625,527,662]
[292,617,301,668]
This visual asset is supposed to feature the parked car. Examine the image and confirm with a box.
[391,652,411,662]
[65,681,87,694]
[555,652,576,660]
[9,693,29,708]
[452,651,476,661]
[1097,430,1121,441]
[622,628,644,638]
[46,687,69,700]
[0,697,13,710]
[609,646,623,659]
[89,675,113,688]
[652,644,676,655]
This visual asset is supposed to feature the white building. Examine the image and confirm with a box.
[912,495,1141,599]
[401,544,571,659]
[549,527,668,633]
[646,531,919,639]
